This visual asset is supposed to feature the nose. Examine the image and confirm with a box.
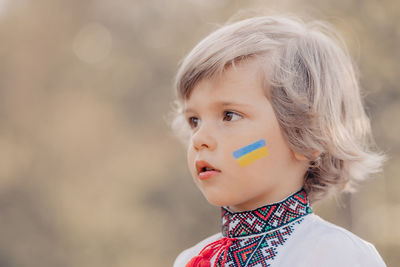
[192,122,217,151]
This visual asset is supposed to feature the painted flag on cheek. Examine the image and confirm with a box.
[233,139,269,167]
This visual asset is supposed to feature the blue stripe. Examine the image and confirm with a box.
[233,139,266,159]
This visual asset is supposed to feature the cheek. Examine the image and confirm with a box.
[186,147,196,174]
[231,138,269,168]
[267,129,294,164]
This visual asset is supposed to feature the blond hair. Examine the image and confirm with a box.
[167,14,386,203]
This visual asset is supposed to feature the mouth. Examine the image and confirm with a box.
[195,160,221,180]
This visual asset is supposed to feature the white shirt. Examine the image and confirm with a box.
[173,189,386,267]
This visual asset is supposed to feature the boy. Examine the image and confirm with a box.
[168,14,386,267]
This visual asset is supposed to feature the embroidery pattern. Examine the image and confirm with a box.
[221,189,311,238]
[216,188,312,266]
[216,219,304,267]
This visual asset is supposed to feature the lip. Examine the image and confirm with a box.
[195,160,221,180]
[198,170,220,180]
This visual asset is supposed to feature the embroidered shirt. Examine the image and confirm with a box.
[215,188,311,266]
[174,188,386,267]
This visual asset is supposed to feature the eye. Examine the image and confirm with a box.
[187,116,200,129]
[186,111,242,129]
[223,111,242,122]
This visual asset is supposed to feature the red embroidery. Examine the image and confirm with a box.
[186,237,237,267]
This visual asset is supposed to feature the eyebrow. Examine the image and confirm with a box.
[183,101,252,114]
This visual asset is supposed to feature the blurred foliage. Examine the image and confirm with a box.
[0,0,398,266]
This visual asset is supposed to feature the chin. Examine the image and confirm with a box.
[201,191,235,208]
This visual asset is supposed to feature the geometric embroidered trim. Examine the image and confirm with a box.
[216,218,306,267]
[221,188,312,238]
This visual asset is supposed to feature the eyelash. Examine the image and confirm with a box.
[187,111,242,129]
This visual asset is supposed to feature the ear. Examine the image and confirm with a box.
[293,151,308,161]
[293,150,321,161]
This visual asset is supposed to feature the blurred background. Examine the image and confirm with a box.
[0,0,398,266]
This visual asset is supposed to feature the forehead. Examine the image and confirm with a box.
[183,60,268,113]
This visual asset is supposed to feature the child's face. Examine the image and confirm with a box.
[183,60,306,212]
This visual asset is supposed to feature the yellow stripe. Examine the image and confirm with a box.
[236,147,269,167]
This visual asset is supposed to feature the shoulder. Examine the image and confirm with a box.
[288,214,386,267]
[173,232,223,267]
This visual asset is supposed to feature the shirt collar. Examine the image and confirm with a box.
[221,188,312,238]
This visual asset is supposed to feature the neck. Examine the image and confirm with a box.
[227,183,304,213]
